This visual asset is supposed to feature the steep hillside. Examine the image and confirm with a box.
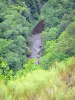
[0,0,40,72]
[40,0,75,69]
[0,57,75,100]
[0,0,75,100]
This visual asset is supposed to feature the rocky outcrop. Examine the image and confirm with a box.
[32,20,45,34]
[30,33,42,64]
[28,20,45,64]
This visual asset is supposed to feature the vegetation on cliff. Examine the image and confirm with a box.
[0,0,75,100]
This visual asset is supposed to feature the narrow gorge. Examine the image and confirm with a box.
[30,20,44,64]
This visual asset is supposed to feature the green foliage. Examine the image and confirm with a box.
[0,1,75,100]
[0,59,13,81]
[15,59,38,78]
[66,22,75,34]
[42,28,57,44]
[0,1,33,71]
[40,0,70,28]
[0,57,75,100]
[40,0,75,69]
[25,0,41,19]
[0,39,11,56]
[40,23,75,69]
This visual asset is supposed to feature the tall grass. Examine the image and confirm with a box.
[0,57,75,100]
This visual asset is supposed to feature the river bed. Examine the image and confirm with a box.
[30,33,42,64]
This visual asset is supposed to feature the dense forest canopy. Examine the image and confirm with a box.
[0,0,48,72]
[0,0,75,100]
[40,0,75,69]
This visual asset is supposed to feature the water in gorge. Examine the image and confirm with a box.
[30,33,43,64]
[29,20,44,64]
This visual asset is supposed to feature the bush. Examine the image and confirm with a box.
[66,22,75,34]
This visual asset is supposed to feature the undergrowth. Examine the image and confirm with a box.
[0,57,75,100]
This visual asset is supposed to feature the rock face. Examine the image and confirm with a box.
[32,20,45,34]
[30,33,42,64]
[29,20,44,64]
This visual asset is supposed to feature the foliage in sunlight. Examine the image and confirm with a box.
[0,0,75,100]
[0,57,75,100]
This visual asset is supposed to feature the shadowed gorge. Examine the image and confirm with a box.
[32,20,45,34]
[30,33,42,64]
[29,20,44,63]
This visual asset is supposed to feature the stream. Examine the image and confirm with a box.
[30,33,43,64]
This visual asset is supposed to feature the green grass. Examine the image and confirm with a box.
[0,57,75,100]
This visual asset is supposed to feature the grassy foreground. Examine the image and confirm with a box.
[0,57,75,100]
